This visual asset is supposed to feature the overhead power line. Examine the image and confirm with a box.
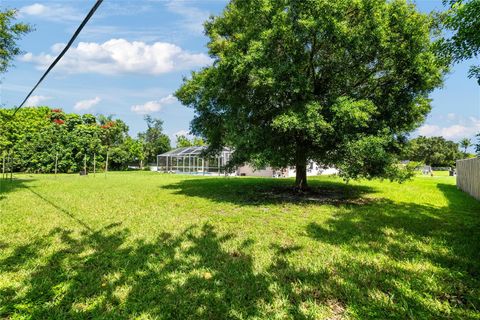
[12,0,104,117]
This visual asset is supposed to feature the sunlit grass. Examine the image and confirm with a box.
[0,172,479,319]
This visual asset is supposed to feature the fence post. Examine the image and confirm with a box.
[55,152,58,177]
[2,151,5,180]
[105,150,109,178]
[9,150,13,181]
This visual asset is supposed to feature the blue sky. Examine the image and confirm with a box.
[1,0,479,149]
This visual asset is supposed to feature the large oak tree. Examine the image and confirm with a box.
[176,0,446,189]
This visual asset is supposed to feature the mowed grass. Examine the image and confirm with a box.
[0,172,479,319]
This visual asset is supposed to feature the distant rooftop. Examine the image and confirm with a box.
[158,146,232,157]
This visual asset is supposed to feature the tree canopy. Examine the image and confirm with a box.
[0,9,31,76]
[175,135,206,148]
[476,133,480,155]
[137,116,171,164]
[459,137,471,155]
[403,136,462,167]
[176,0,446,189]
[439,0,480,84]
[0,107,171,173]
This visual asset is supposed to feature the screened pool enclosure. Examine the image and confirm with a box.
[157,146,233,175]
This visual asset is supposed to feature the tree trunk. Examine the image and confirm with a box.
[9,150,13,181]
[295,163,308,191]
[105,150,109,178]
[295,146,308,191]
[2,152,5,179]
[55,152,58,177]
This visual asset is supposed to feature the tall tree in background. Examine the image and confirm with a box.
[138,116,171,164]
[459,137,471,156]
[404,136,462,167]
[476,133,480,155]
[124,137,145,168]
[439,0,480,84]
[97,115,132,170]
[0,9,31,76]
[175,135,206,148]
[176,135,192,148]
[176,0,446,190]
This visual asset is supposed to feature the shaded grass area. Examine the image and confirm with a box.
[0,172,479,319]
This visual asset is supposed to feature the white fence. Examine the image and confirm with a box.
[456,157,480,200]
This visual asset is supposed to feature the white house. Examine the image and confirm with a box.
[236,161,338,178]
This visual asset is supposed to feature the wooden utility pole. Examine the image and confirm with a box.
[0,152,2,197]
[9,150,13,181]
[105,150,109,178]
[55,152,58,177]
[2,151,5,180]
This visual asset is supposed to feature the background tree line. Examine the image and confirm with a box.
[402,135,477,167]
[0,107,172,173]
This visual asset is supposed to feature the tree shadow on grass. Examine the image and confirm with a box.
[305,183,480,318]
[161,177,377,206]
[1,223,351,319]
[0,223,275,319]
[26,186,94,232]
[0,178,32,201]
[2,180,479,319]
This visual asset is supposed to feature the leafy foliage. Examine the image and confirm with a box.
[476,133,480,155]
[0,9,32,75]
[0,107,170,172]
[175,135,206,148]
[176,0,446,188]
[403,136,462,166]
[137,116,171,164]
[459,137,471,155]
[439,0,480,84]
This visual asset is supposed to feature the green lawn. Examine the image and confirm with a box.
[0,172,479,319]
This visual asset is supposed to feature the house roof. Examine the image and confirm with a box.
[158,146,232,157]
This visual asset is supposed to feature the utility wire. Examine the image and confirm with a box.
[12,0,104,117]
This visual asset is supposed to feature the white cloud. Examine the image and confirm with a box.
[417,124,439,136]
[131,95,177,114]
[417,117,480,140]
[174,129,190,137]
[21,39,212,75]
[25,95,50,106]
[74,97,101,111]
[19,3,82,22]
